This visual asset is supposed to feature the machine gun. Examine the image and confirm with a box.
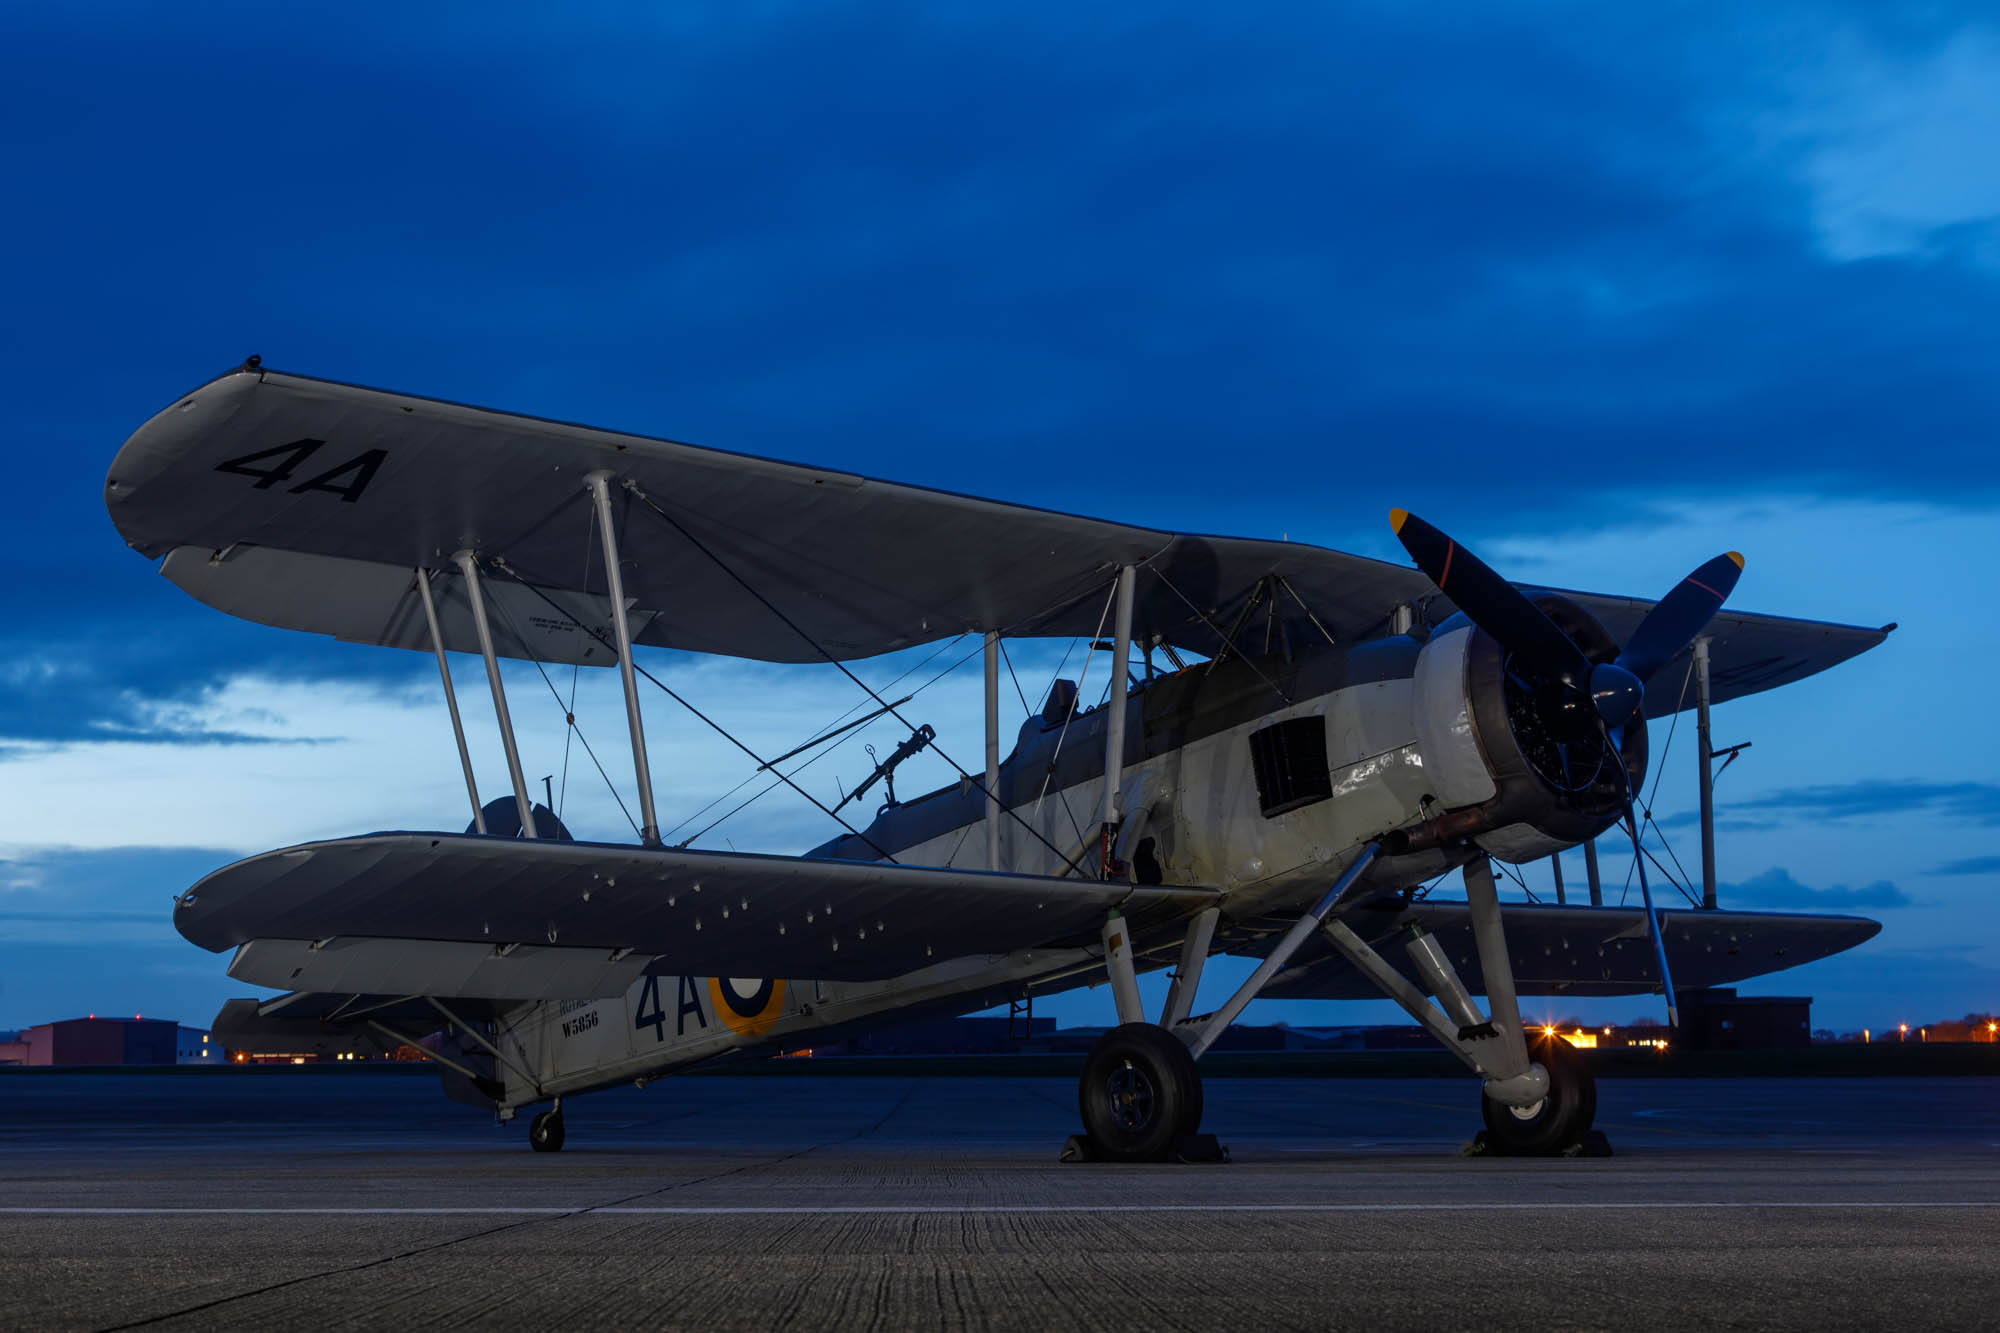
[835,723,936,813]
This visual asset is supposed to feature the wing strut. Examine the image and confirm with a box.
[984,631,1002,871]
[1099,565,1136,878]
[585,471,661,846]
[454,550,538,838]
[415,568,485,834]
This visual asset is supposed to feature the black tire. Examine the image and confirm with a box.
[528,1110,566,1153]
[1480,1031,1596,1155]
[1077,1023,1203,1163]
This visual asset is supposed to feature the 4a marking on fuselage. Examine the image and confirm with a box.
[632,975,711,1043]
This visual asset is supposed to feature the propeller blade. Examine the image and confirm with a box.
[1388,510,1589,679]
[1617,552,1745,682]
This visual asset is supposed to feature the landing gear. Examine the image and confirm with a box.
[1077,1023,1204,1163]
[1479,1031,1597,1155]
[528,1108,565,1153]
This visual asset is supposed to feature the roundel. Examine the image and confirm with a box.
[708,976,786,1038]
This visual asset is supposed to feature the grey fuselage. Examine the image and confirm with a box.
[488,633,1484,1110]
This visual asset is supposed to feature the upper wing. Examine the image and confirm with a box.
[176,832,1217,999]
[1260,899,1880,999]
[109,364,1889,701]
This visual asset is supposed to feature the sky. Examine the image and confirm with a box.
[3,1,1997,1037]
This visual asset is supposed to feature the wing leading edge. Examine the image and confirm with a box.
[110,365,1890,706]
[1263,899,1881,1000]
[176,833,1219,999]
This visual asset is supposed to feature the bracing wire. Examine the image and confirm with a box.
[1033,582,1116,853]
[997,638,1033,718]
[559,507,598,821]
[674,636,989,849]
[620,484,1079,869]
[483,590,641,838]
[1150,565,1293,704]
[486,558,901,861]
[656,634,963,846]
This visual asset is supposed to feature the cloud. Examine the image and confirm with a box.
[1773,25,2000,264]
[0,845,247,944]
[1719,866,1912,909]
[1664,779,2000,830]
[1930,855,2000,877]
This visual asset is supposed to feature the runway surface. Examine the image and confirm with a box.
[3,1069,1996,1330]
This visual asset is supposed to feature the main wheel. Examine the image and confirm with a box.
[1480,1031,1596,1155]
[528,1109,566,1153]
[1078,1023,1203,1163]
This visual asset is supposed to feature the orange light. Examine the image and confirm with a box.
[1542,1025,1556,1036]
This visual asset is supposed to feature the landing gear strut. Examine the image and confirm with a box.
[528,1106,565,1153]
[1478,1030,1597,1156]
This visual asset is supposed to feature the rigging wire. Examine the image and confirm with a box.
[675,637,988,849]
[558,507,599,821]
[485,557,901,862]
[483,589,641,838]
[997,638,1033,718]
[656,634,961,845]
[620,484,1079,869]
[1033,582,1116,854]
[1149,565,1293,704]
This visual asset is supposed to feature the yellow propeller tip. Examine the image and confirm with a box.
[1389,507,1409,533]
[1726,551,1745,569]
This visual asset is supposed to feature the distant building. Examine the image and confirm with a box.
[1675,988,1813,1050]
[177,1024,225,1065]
[4,1017,210,1066]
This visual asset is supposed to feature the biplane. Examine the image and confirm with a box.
[106,359,1889,1160]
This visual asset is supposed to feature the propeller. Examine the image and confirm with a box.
[1388,508,1744,1026]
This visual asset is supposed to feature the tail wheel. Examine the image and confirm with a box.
[1078,1023,1203,1163]
[528,1109,565,1153]
[1481,1031,1596,1154]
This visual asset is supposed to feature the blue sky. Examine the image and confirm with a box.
[3,2,1997,1035]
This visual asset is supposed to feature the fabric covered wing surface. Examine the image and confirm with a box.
[174,833,1218,986]
[1263,901,1881,999]
[108,366,1890,701]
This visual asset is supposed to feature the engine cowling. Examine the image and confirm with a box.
[1404,594,1646,863]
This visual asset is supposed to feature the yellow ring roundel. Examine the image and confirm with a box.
[708,976,786,1039]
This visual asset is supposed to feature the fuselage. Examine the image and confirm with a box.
[489,634,1478,1109]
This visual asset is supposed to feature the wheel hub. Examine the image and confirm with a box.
[1105,1059,1156,1131]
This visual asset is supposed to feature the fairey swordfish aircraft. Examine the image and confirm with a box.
[106,360,1890,1161]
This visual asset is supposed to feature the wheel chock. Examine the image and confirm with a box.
[1058,1132,1231,1164]
[1460,1128,1614,1158]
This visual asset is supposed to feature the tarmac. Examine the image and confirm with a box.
[2,1068,1997,1330]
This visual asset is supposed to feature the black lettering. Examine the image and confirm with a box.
[633,976,665,1042]
[677,976,708,1035]
[214,439,324,489]
[288,447,387,503]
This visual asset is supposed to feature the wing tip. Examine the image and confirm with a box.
[1388,507,1409,534]
[1725,551,1745,570]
